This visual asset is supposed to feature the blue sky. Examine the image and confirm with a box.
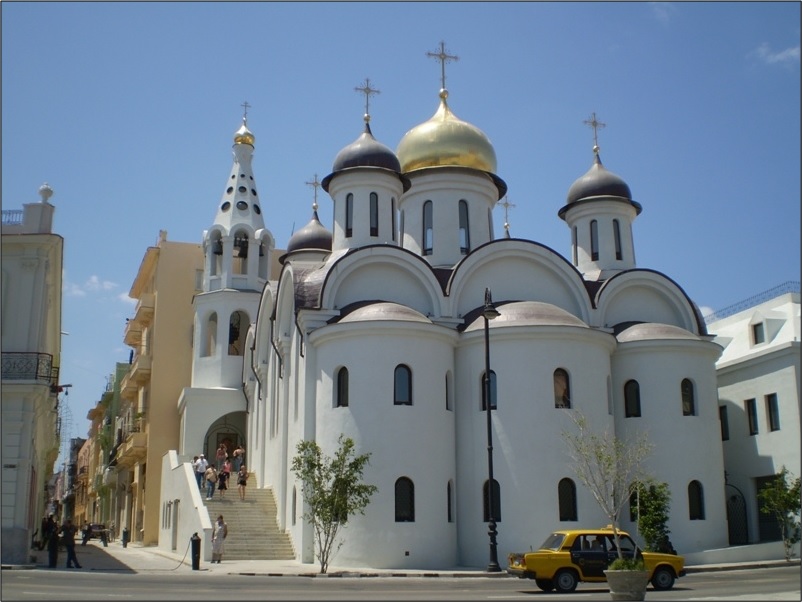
[3,2,799,456]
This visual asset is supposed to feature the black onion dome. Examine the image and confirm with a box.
[322,123,403,191]
[566,154,632,204]
[286,211,333,253]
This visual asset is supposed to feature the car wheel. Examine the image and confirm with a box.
[554,569,578,593]
[535,578,554,592]
[650,567,675,590]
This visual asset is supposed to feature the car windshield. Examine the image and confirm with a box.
[538,533,566,551]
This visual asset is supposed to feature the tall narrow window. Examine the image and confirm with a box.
[345,193,354,238]
[458,200,470,254]
[681,379,696,416]
[613,219,623,260]
[481,370,497,411]
[746,398,758,435]
[204,313,217,357]
[447,481,454,523]
[554,368,571,408]
[483,479,501,522]
[423,201,433,255]
[558,478,577,521]
[228,311,247,356]
[370,192,379,237]
[445,371,453,411]
[336,367,349,408]
[488,208,493,239]
[624,380,641,417]
[688,480,705,520]
[572,226,578,265]
[391,198,396,241]
[395,477,415,522]
[752,322,765,345]
[719,405,729,441]
[766,393,780,431]
[394,364,412,405]
[629,487,639,522]
[292,487,297,525]
[399,210,405,243]
[590,220,599,261]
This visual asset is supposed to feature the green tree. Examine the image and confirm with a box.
[632,479,674,553]
[290,435,378,573]
[562,410,653,561]
[757,466,801,561]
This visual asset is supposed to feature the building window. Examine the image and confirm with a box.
[336,367,349,408]
[590,219,599,261]
[629,487,639,522]
[423,201,433,255]
[681,378,696,416]
[766,393,780,431]
[558,478,577,521]
[399,209,404,243]
[345,193,353,238]
[554,368,571,408]
[488,208,493,239]
[292,487,297,525]
[746,398,758,435]
[394,364,412,405]
[719,405,729,441]
[752,322,765,345]
[370,192,379,237]
[228,311,247,356]
[391,198,396,241]
[445,371,453,411]
[624,380,641,418]
[203,312,217,357]
[458,200,470,254]
[395,477,415,522]
[483,479,501,522]
[481,370,497,411]
[572,226,578,265]
[613,219,623,260]
[688,480,705,520]
[447,480,454,523]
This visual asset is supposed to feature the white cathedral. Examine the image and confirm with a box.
[171,52,730,569]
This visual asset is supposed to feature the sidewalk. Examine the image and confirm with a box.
[3,539,799,577]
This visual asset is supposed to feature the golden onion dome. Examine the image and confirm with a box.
[234,120,255,146]
[396,89,497,174]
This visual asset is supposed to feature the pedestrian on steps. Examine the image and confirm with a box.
[204,465,218,500]
[237,465,249,500]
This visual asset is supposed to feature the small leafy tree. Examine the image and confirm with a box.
[757,466,801,561]
[562,410,653,561]
[633,479,674,553]
[290,434,378,573]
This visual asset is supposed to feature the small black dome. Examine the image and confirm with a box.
[566,154,632,204]
[286,211,332,253]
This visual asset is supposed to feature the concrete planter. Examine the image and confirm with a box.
[604,569,649,601]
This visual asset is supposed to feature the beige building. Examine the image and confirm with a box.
[1,184,64,564]
[114,230,203,545]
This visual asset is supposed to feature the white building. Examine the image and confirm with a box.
[704,283,801,550]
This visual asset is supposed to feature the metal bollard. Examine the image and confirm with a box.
[190,532,201,570]
[122,527,129,548]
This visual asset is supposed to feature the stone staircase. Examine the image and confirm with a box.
[203,483,295,560]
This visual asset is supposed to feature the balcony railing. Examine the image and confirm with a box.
[2,210,24,225]
[1,352,59,385]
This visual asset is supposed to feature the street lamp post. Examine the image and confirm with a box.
[482,287,501,572]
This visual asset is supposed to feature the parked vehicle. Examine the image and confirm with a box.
[88,523,106,540]
[506,527,685,592]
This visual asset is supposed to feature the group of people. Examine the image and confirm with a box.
[40,515,82,569]
[195,444,249,501]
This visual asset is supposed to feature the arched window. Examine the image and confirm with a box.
[370,192,379,237]
[203,312,218,357]
[558,478,578,521]
[554,368,571,408]
[395,477,415,522]
[423,200,433,255]
[483,479,501,522]
[336,367,349,408]
[681,379,696,416]
[447,480,454,523]
[481,370,497,411]
[232,232,249,275]
[458,200,470,254]
[688,480,705,520]
[210,234,223,276]
[624,379,641,418]
[394,364,412,405]
[228,310,247,356]
[590,219,599,261]
[345,193,354,238]
[613,219,623,260]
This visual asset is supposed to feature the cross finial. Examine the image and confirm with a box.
[354,78,380,124]
[426,40,459,91]
[305,174,321,212]
[583,112,606,154]
[499,196,516,236]
[241,101,251,123]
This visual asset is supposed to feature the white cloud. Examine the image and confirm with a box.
[752,43,801,66]
[63,281,87,297]
[85,275,118,292]
[650,2,676,25]
[118,293,136,305]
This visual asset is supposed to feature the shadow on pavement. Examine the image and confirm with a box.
[32,543,137,573]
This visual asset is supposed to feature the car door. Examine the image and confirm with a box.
[570,534,607,578]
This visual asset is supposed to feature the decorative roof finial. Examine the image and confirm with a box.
[305,174,321,213]
[499,196,516,238]
[241,100,251,124]
[583,112,606,157]
[426,40,459,98]
[354,78,380,125]
[38,182,54,203]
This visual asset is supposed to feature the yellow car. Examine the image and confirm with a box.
[506,527,685,592]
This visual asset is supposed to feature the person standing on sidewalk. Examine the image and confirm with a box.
[60,519,82,569]
[46,517,59,568]
[211,515,227,563]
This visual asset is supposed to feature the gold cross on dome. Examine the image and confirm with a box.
[427,41,459,90]
[583,112,606,152]
[499,196,516,225]
[305,174,321,211]
[354,78,380,120]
